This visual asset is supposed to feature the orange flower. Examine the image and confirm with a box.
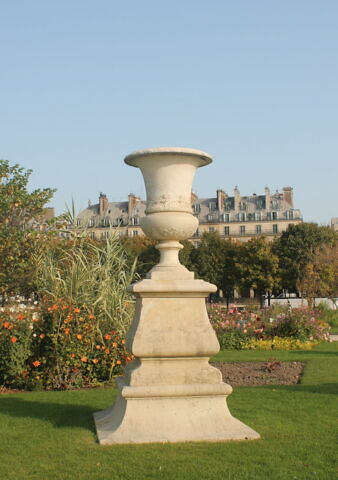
[3,321,10,329]
[92,358,99,364]
[48,304,58,311]
[70,353,76,358]
[112,342,117,348]
[88,314,95,319]
[116,360,121,365]
[81,357,88,363]
[95,345,101,350]
[74,308,80,313]
[76,334,83,341]
[64,328,70,335]
[11,336,17,343]
[105,349,110,355]
[17,313,25,321]
[121,339,125,345]
[65,314,73,323]
[62,305,68,310]
[39,333,45,339]
[104,334,111,340]
[32,360,41,367]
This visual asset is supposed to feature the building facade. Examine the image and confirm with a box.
[72,186,302,243]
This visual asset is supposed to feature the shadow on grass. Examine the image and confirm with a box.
[0,397,98,432]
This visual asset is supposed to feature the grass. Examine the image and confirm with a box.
[0,342,337,480]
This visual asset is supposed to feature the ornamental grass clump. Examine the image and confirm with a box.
[35,231,136,334]
[0,232,137,390]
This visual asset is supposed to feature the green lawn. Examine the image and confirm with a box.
[0,342,337,480]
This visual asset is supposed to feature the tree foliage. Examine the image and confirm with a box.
[239,237,280,305]
[272,223,337,294]
[0,160,55,300]
[297,244,338,307]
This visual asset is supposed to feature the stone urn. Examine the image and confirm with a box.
[94,147,260,444]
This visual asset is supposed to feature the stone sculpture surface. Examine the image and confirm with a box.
[94,147,260,444]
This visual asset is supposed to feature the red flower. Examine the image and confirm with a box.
[3,322,10,329]
[11,336,17,343]
[32,360,41,367]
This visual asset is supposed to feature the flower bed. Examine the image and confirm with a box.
[0,299,133,390]
[208,304,331,350]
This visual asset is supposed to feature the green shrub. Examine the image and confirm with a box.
[0,306,35,387]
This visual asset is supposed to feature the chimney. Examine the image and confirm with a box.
[265,187,271,211]
[99,193,109,216]
[128,193,140,216]
[234,186,240,212]
[216,189,226,212]
[282,187,293,207]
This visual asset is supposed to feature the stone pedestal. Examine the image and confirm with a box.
[94,147,260,444]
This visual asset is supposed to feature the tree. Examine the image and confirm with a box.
[190,232,242,303]
[121,235,159,279]
[239,237,280,306]
[297,244,338,308]
[0,160,55,301]
[272,223,337,294]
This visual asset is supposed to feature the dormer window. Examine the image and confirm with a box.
[208,202,216,211]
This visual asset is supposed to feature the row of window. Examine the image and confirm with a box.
[205,224,280,235]
[205,211,295,222]
[78,217,140,228]
[195,199,282,213]
[79,211,298,228]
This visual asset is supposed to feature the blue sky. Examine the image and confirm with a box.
[1,0,337,223]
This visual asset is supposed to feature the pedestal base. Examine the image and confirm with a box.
[94,277,260,445]
[94,378,260,444]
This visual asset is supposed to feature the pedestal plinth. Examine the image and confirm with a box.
[94,276,259,444]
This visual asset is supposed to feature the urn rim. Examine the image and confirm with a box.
[124,147,212,167]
